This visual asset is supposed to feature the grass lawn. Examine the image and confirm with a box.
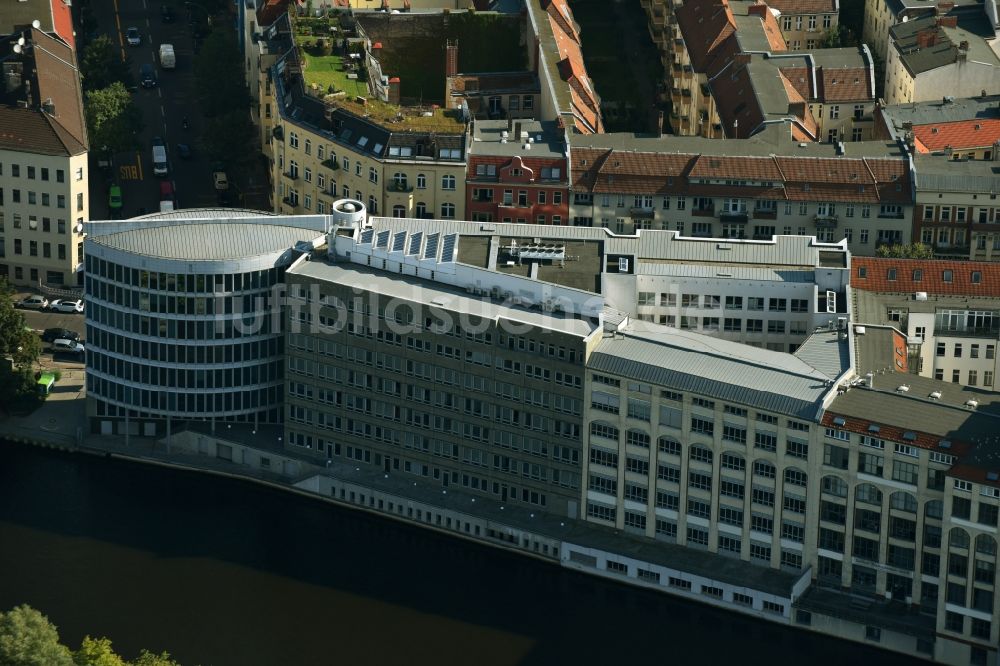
[297,43,369,98]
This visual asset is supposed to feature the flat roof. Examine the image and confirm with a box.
[288,259,599,338]
[470,119,566,159]
[590,320,839,419]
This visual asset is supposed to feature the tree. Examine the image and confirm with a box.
[85,82,145,155]
[819,26,853,48]
[0,279,40,369]
[73,636,127,666]
[875,242,935,259]
[0,605,74,666]
[80,36,131,92]
[194,30,248,120]
[131,651,182,666]
[201,111,255,167]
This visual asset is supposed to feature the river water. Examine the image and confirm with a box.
[0,442,923,666]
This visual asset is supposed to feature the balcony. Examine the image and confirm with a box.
[281,196,298,207]
[719,211,749,223]
[877,212,905,220]
[321,158,340,171]
[281,170,299,183]
[752,209,777,220]
[387,181,413,193]
[272,126,283,141]
[814,214,839,227]
[692,205,715,217]
[629,207,655,219]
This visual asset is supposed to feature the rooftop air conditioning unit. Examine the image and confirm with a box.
[966,399,980,409]
[929,391,942,400]
[896,384,909,393]
[915,292,928,301]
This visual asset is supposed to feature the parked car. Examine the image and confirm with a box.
[49,299,84,314]
[161,4,176,22]
[52,338,85,356]
[41,328,80,343]
[159,180,174,202]
[126,27,141,46]
[176,143,192,159]
[140,63,157,88]
[109,185,123,211]
[17,295,49,310]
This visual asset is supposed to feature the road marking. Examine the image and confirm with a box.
[160,106,166,118]
[136,152,143,180]
[157,88,162,98]
[119,164,140,180]
[143,0,147,8]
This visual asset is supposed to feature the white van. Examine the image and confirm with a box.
[152,144,168,176]
[159,44,176,69]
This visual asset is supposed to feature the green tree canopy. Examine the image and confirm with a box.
[875,242,935,259]
[194,30,249,119]
[201,111,255,167]
[0,279,40,368]
[0,604,74,666]
[73,636,127,666]
[85,82,145,155]
[131,651,182,666]
[80,36,131,92]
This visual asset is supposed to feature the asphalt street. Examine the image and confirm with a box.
[85,0,220,219]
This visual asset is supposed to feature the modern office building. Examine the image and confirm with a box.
[0,26,88,288]
[83,209,328,435]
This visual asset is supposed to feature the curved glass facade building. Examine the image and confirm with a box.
[84,210,329,435]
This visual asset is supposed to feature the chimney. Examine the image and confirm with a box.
[445,40,458,78]
[734,52,752,66]
[747,2,768,18]
[514,120,523,140]
[387,76,400,105]
[507,115,514,132]
[936,1,955,13]
[960,40,969,50]
[916,29,937,48]
[936,15,958,27]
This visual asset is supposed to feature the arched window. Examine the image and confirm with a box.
[950,527,970,549]
[368,195,378,214]
[925,500,944,520]
[589,421,619,441]
[753,460,776,478]
[626,429,650,449]
[690,445,713,464]
[890,491,918,513]
[976,534,998,556]
[416,173,427,189]
[415,202,427,218]
[658,436,681,456]
[855,483,882,506]
[721,452,745,471]
[821,475,848,497]
[784,467,808,487]
[392,205,406,218]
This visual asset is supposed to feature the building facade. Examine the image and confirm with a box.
[771,0,839,50]
[914,155,1000,261]
[0,27,88,288]
[83,211,328,435]
[465,119,570,224]
[569,132,915,257]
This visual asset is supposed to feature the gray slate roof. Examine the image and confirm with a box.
[590,321,837,418]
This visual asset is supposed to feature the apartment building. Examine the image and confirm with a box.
[852,256,1000,390]
[0,27,88,288]
[770,0,839,49]
[876,94,1000,160]
[569,130,915,257]
[465,119,570,224]
[913,155,1000,260]
[862,0,983,71]
[885,15,1000,106]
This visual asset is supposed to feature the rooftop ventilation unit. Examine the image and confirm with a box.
[896,384,909,393]
[966,399,980,409]
[929,391,942,400]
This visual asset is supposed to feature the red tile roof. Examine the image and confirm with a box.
[779,67,812,100]
[852,257,1000,296]
[817,66,871,102]
[821,412,972,456]
[675,0,738,74]
[689,154,783,180]
[912,119,1000,152]
[544,0,603,133]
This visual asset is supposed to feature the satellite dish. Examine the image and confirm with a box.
[13,44,21,54]
[17,37,25,46]
[32,19,41,29]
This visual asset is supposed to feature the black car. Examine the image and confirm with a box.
[161,4,176,22]
[176,143,192,159]
[41,328,80,344]
[140,63,157,88]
